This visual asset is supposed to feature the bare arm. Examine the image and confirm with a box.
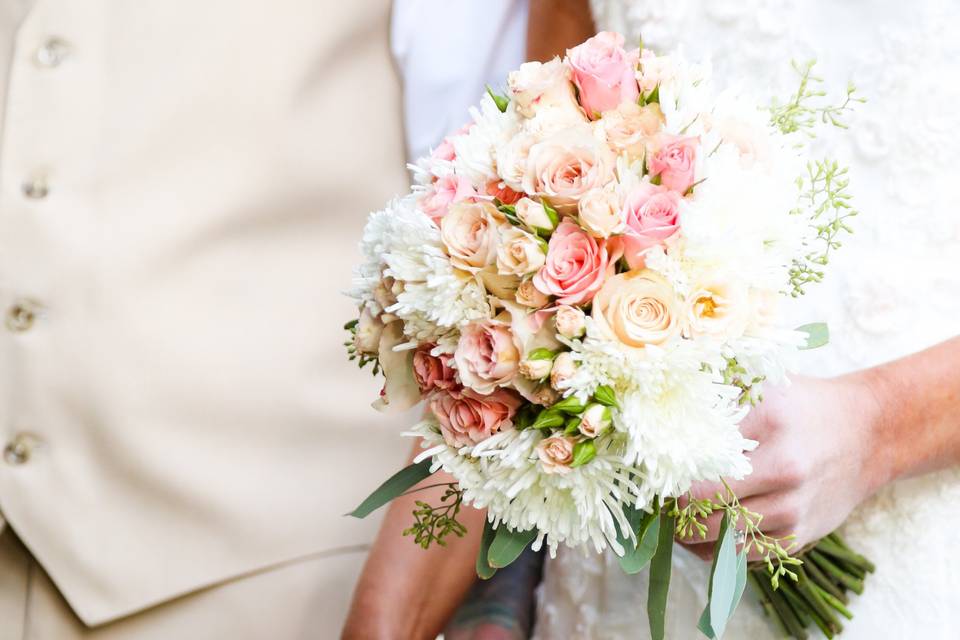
[342,443,486,640]
[526,0,596,62]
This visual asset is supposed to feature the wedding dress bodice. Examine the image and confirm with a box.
[536,1,960,637]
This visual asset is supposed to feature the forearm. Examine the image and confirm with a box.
[343,443,486,640]
[526,0,595,62]
[854,336,960,490]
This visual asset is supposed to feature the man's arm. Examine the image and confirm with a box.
[342,444,486,640]
[526,0,595,62]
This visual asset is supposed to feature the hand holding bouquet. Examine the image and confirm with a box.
[346,31,868,639]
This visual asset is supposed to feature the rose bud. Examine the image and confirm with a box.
[516,279,550,308]
[519,347,555,380]
[555,305,587,339]
[354,307,383,355]
[536,435,576,475]
[516,197,558,233]
[531,383,560,406]
[577,188,625,239]
[550,351,577,390]
[579,403,611,438]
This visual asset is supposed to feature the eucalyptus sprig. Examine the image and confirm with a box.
[402,483,468,549]
[769,59,864,138]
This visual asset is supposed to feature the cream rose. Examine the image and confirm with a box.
[536,435,576,475]
[598,102,664,159]
[684,276,749,340]
[579,403,611,438]
[508,57,582,119]
[521,124,615,213]
[577,187,625,238]
[515,197,558,232]
[353,307,384,355]
[440,201,500,273]
[549,351,577,390]
[497,227,546,277]
[496,131,537,192]
[592,270,681,347]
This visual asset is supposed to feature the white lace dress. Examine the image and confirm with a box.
[535,1,960,637]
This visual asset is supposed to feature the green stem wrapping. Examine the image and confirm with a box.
[814,584,854,620]
[802,556,848,603]
[754,571,808,639]
[809,550,865,595]
[816,538,876,573]
[797,569,843,635]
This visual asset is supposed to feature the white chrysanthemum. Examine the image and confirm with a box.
[350,196,491,345]
[409,421,649,556]
[561,327,754,501]
[452,94,521,188]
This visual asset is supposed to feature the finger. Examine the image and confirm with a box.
[676,493,782,544]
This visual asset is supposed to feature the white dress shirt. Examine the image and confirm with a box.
[391,0,529,160]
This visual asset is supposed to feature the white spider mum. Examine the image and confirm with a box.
[452,94,521,188]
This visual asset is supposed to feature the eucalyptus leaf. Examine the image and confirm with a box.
[796,322,829,350]
[617,508,660,574]
[697,514,750,639]
[488,526,538,569]
[647,511,676,640]
[476,519,498,580]
[347,460,433,518]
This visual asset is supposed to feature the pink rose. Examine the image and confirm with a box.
[430,123,472,162]
[431,388,522,448]
[533,220,610,305]
[420,174,476,224]
[648,135,698,194]
[454,321,520,394]
[620,183,681,268]
[413,346,458,393]
[565,32,640,119]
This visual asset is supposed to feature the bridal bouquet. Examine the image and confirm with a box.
[347,32,869,639]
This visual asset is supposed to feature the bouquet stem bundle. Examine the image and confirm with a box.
[751,533,874,639]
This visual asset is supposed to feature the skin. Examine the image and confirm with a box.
[681,337,960,560]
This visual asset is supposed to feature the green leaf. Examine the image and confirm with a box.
[697,513,748,639]
[647,510,676,640]
[570,440,597,468]
[488,525,538,568]
[646,84,660,104]
[563,416,582,435]
[796,322,829,350]
[540,199,560,228]
[476,519,498,579]
[552,395,585,415]
[593,385,619,408]
[486,85,510,113]
[347,460,434,518]
[527,347,556,361]
[617,507,660,574]
[531,409,565,430]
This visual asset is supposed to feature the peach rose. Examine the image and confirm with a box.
[533,220,611,305]
[413,346,458,393]
[578,187,625,238]
[431,388,522,448]
[454,321,520,394]
[440,201,500,273]
[508,57,582,119]
[620,183,681,269]
[598,101,664,159]
[536,435,576,474]
[420,174,476,224]
[521,124,615,213]
[592,269,681,347]
[554,304,586,339]
[497,227,546,277]
[515,279,550,308]
[566,32,640,119]
[648,135,698,194]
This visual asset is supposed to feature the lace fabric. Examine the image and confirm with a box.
[535,1,960,637]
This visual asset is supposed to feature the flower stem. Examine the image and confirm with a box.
[809,550,864,594]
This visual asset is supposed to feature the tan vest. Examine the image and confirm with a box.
[0,0,409,625]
